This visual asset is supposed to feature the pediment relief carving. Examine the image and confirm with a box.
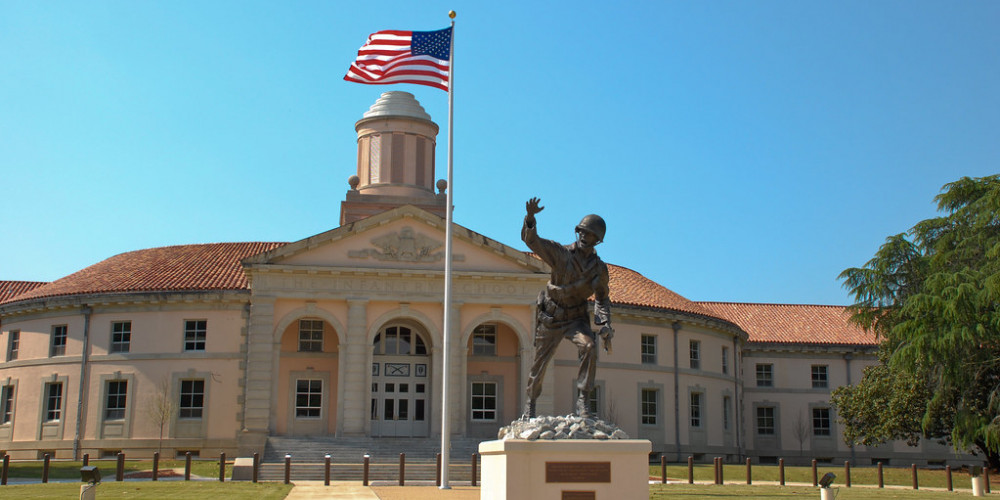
[348,226,464,262]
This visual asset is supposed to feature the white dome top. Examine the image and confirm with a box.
[361,91,432,121]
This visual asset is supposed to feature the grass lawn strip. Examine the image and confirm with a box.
[0,481,292,499]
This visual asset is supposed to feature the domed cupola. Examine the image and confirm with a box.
[340,91,447,224]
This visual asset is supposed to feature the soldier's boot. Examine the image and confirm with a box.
[575,393,593,419]
[522,399,536,419]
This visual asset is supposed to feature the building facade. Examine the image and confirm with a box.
[0,92,971,465]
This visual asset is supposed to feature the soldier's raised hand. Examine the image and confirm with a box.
[526,197,544,216]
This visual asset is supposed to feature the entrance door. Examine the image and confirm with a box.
[370,326,430,437]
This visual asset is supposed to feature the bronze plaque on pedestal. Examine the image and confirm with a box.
[561,491,596,500]
[545,462,611,483]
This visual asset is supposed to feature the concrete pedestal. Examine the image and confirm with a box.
[478,439,651,500]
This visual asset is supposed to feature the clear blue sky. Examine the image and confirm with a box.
[2,1,997,305]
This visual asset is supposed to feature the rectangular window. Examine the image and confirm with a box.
[45,382,63,421]
[6,330,18,361]
[689,340,700,369]
[105,381,127,420]
[721,346,729,374]
[811,365,829,388]
[756,406,775,435]
[179,380,204,418]
[722,395,731,430]
[297,319,323,352]
[470,382,497,421]
[812,408,831,436]
[640,335,656,364]
[641,389,658,425]
[472,324,497,356]
[51,325,67,357]
[111,321,131,353]
[295,379,322,418]
[586,386,600,416]
[756,363,774,387]
[690,392,703,428]
[1,385,13,424]
[184,320,206,351]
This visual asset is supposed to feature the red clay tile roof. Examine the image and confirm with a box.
[697,302,877,346]
[607,265,722,318]
[1,243,285,305]
[0,281,48,303]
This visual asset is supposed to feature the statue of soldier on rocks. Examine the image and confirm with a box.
[521,197,614,419]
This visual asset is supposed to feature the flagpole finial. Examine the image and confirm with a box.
[449,10,456,19]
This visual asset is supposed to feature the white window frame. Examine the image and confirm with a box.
[721,346,729,374]
[6,330,19,361]
[640,335,656,364]
[184,320,207,352]
[756,406,775,435]
[50,325,67,357]
[811,365,829,388]
[722,395,731,430]
[812,407,832,436]
[111,321,131,353]
[295,379,323,418]
[470,381,498,421]
[690,392,703,428]
[756,363,774,387]
[1,384,14,424]
[179,379,205,419]
[45,382,63,421]
[472,324,498,356]
[689,340,700,369]
[298,319,324,352]
[641,389,658,425]
[104,380,128,420]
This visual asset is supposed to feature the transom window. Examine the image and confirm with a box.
[690,392,703,428]
[756,364,774,387]
[470,382,497,421]
[184,320,207,351]
[811,365,829,388]
[6,330,18,361]
[51,325,67,357]
[111,321,131,353]
[179,380,204,418]
[105,381,127,420]
[641,335,656,364]
[641,389,658,425]
[373,326,427,356]
[298,319,324,352]
[295,379,322,418]
[756,406,775,435]
[813,408,831,436]
[46,382,63,421]
[689,340,700,369]
[471,324,497,356]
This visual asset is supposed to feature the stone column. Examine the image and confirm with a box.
[341,299,369,436]
[238,297,276,454]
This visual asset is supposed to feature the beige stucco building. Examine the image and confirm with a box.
[0,92,973,466]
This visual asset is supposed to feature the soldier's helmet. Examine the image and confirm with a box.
[576,214,606,243]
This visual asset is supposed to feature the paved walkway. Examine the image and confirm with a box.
[284,481,480,499]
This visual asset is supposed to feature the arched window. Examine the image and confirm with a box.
[373,326,427,356]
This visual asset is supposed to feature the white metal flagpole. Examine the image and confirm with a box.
[440,10,456,491]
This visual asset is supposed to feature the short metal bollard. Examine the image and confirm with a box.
[661,455,666,484]
[779,458,785,486]
[811,459,818,487]
[435,453,441,487]
[116,452,124,482]
[946,465,952,491]
[399,452,405,486]
[219,452,226,482]
[745,457,751,485]
[986,467,992,493]
[877,461,884,488]
[472,453,478,487]
[253,452,259,483]
[1,454,8,486]
[83,453,89,467]
[719,457,724,484]
[284,454,291,485]
[152,452,160,481]
[844,460,851,487]
[687,456,694,484]
[911,463,918,490]
[363,454,370,486]
[42,454,50,483]
[184,452,192,481]
[324,454,331,486]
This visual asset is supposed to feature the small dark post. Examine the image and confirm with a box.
[718,457,724,485]
[778,458,785,486]
[363,454,370,486]
[687,456,694,484]
[660,455,666,484]
[844,460,851,487]
[472,453,478,487]
[42,454,50,483]
[184,452,192,481]
[82,453,89,466]
[713,457,719,484]
[986,467,992,493]
[252,452,259,483]
[284,454,291,485]
[911,463,918,490]
[877,461,884,488]
[115,452,124,481]
[399,452,405,486]
[152,452,160,481]
[811,459,818,487]
[745,457,752,485]
[436,453,441,487]
[945,465,952,491]
[1,454,8,486]
[324,454,331,486]
[219,452,226,482]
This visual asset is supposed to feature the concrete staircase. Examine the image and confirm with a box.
[255,436,485,482]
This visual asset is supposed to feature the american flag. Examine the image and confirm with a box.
[344,28,451,92]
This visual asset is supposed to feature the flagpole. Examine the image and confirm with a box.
[440,10,456,491]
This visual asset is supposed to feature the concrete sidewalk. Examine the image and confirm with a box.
[284,481,480,499]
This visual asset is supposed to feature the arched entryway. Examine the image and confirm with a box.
[370,323,431,437]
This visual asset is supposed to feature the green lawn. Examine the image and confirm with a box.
[0,481,292,499]
[651,484,982,499]
[4,458,230,480]
[650,463,988,490]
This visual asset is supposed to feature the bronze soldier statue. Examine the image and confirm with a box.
[521,197,614,418]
